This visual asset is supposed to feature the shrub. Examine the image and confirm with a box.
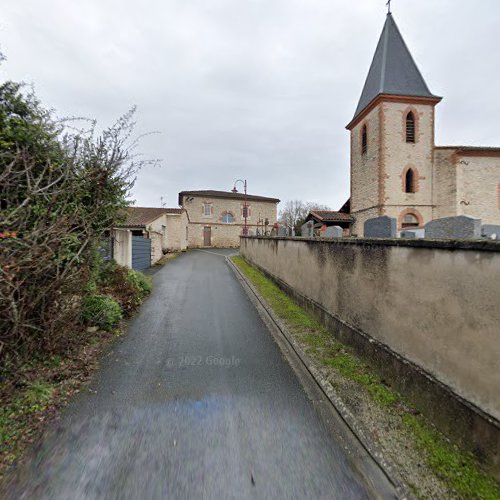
[96,264,151,316]
[81,294,122,331]
[0,80,149,362]
[126,269,152,298]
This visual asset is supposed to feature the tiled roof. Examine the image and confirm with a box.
[117,207,169,227]
[353,13,440,121]
[179,190,280,205]
[164,208,184,214]
[308,210,353,223]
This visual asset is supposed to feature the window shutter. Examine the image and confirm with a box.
[406,112,415,143]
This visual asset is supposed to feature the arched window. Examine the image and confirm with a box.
[361,124,368,155]
[405,168,415,193]
[402,213,419,228]
[221,212,234,224]
[406,112,415,143]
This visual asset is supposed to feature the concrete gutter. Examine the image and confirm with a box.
[226,255,412,500]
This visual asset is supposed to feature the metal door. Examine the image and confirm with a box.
[203,226,211,247]
[132,235,151,270]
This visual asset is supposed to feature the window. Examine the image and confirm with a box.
[402,213,419,228]
[221,212,234,224]
[405,168,415,193]
[203,203,213,217]
[361,124,368,155]
[406,112,415,143]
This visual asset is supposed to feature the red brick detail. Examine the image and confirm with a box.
[398,208,424,229]
[346,94,441,130]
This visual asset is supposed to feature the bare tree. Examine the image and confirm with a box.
[279,200,331,235]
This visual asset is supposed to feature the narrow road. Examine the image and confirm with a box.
[6,249,396,499]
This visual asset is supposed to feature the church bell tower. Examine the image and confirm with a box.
[346,13,441,236]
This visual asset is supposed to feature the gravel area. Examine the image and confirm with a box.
[292,336,458,499]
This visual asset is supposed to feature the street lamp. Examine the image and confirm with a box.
[232,179,248,236]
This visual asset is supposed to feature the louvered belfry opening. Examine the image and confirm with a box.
[406,112,416,143]
[405,168,415,193]
[361,125,368,155]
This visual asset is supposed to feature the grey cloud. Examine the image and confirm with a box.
[2,0,499,209]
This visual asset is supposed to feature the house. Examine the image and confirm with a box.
[111,207,188,270]
[179,190,280,247]
[305,210,354,236]
[345,13,500,236]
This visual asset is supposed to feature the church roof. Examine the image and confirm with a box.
[352,13,439,121]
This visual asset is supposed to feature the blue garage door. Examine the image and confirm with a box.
[132,236,151,270]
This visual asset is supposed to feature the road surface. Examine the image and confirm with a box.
[6,249,397,499]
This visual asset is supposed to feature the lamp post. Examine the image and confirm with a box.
[232,179,248,236]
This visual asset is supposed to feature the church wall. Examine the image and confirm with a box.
[351,207,380,236]
[381,101,435,227]
[433,148,458,219]
[456,155,500,224]
[350,106,381,235]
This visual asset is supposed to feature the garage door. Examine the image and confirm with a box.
[132,235,151,270]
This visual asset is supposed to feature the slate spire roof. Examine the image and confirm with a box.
[352,13,439,121]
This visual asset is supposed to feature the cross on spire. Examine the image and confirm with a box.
[386,0,392,14]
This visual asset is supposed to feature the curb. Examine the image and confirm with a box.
[226,255,412,500]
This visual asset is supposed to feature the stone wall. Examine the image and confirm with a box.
[240,236,500,468]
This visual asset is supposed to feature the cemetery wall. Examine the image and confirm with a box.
[240,236,500,468]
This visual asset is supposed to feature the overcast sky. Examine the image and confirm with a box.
[2,0,499,209]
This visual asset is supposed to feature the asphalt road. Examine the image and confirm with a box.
[6,249,397,499]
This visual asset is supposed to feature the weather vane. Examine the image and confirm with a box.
[386,0,392,14]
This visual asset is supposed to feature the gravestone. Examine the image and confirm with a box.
[322,226,343,238]
[278,226,288,237]
[425,216,481,240]
[301,221,314,238]
[482,224,500,240]
[364,216,397,238]
[400,230,416,239]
